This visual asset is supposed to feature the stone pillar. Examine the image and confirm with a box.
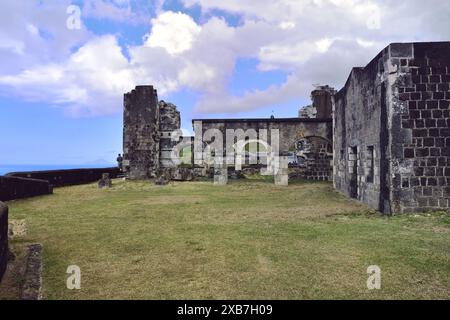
[123,85,160,179]
[312,85,335,119]
[214,158,228,185]
[98,173,112,189]
[274,156,289,186]
[159,101,181,168]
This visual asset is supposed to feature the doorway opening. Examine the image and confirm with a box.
[349,146,358,199]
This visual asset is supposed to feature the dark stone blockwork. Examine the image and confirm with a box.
[6,167,120,188]
[0,202,7,283]
[334,42,450,214]
[0,176,52,202]
[123,86,160,179]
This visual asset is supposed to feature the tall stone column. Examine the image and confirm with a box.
[213,157,228,185]
[123,86,160,179]
[274,156,289,186]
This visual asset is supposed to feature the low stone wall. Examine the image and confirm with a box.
[6,167,120,188]
[0,176,53,202]
[0,202,8,283]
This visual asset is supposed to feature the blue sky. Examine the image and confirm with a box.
[0,0,449,165]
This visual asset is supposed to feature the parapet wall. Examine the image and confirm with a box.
[0,202,8,283]
[0,176,53,202]
[6,167,120,188]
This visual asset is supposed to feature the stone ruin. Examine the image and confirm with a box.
[98,173,112,189]
[334,42,450,214]
[122,41,450,214]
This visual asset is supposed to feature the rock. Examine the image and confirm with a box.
[214,163,228,185]
[172,168,194,181]
[274,156,289,186]
[98,173,112,189]
[242,167,260,176]
[193,167,208,178]
[155,168,172,185]
[228,170,245,180]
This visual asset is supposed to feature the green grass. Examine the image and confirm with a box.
[4,179,450,299]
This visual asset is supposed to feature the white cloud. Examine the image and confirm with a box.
[145,11,201,55]
[0,35,134,116]
[315,38,334,53]
[279,21,296,30]
[0,0,91,74]
[1,0,450,117]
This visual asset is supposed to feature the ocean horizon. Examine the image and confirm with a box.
[0,164,115,176]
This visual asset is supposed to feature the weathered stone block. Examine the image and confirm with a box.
[98,173,112,189]
[214,167,228,185]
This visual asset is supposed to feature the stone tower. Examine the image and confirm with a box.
[312,85,335,118]
[159,101,181,168]
[123,85,160,179]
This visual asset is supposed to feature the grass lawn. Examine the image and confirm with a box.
[2,179,450,299]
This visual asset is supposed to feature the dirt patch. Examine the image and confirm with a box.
[8,220,27,238]
[257,255,274,274]
[432,226,450,234]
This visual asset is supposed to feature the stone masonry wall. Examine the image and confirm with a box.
[0,202,8,283]
[193,118,333,181]
[0,176,53,202]
[123,86,160,179]
[7,167,120,188]
[159,101,181,168]
[391,42,450,213]
[334,42,450,214]
[334,51,387,212]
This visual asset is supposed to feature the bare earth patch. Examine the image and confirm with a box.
[8,219,27,238]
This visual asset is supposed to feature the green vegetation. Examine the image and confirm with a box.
[3,179,450,299]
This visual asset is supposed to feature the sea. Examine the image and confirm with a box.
[0,164,115,176]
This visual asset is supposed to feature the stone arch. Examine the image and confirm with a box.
[232,138,272,167]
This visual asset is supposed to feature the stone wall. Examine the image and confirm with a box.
[334,42,450,214]
[193,118,333,181]
[0,176,53,201]
[159,101,181,168]
[6,167,120,188]
[0,202,8,283]
[333,51,386,212]
[390,42,450,213]
[312,85,335,118]
[123,86,160,179]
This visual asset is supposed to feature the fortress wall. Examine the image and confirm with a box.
[334,42,450,214]
[6,167,120,188]
[0,176,52,201]
[0,202,8,283]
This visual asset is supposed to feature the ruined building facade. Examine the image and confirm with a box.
[123,86,182,179]
[334,42,450,214]
[123,41,450,214]
[123,85,335,181]
[192,86,334,181]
